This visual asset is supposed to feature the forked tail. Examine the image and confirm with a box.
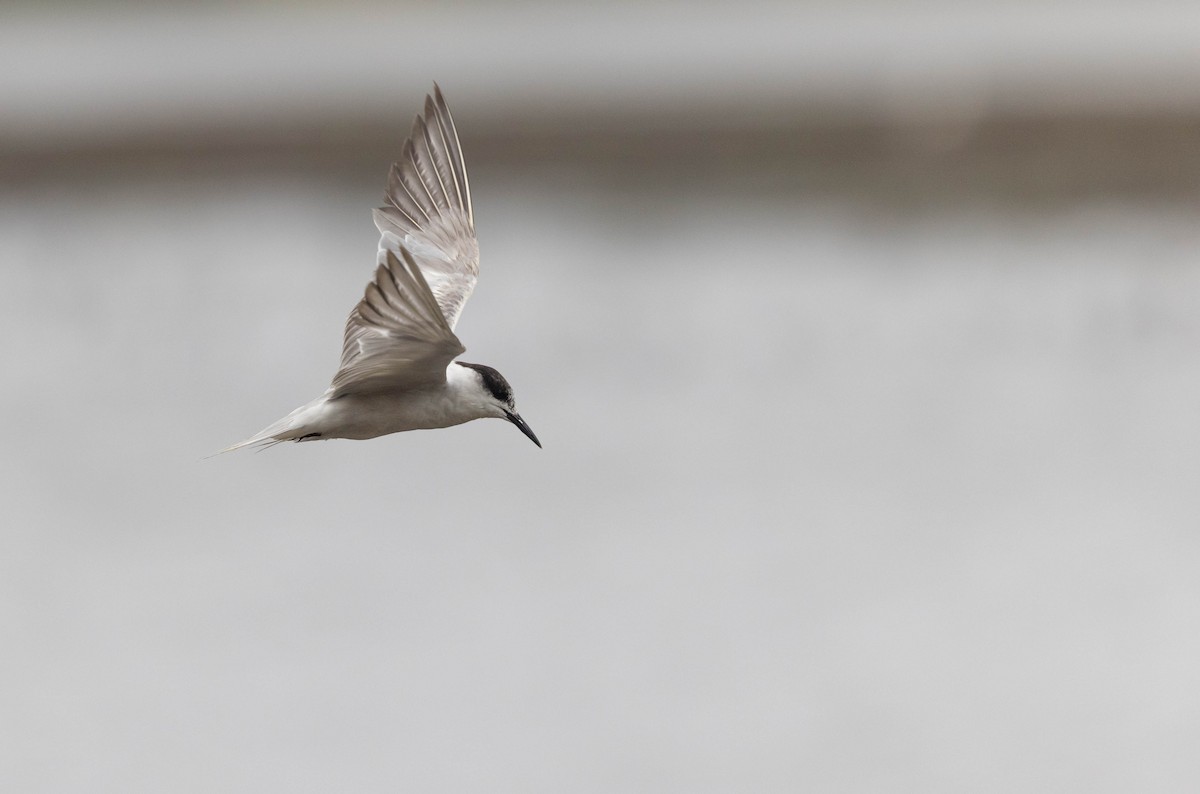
[213,399,324,455]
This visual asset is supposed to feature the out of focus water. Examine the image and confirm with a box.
[2,158,1200,791]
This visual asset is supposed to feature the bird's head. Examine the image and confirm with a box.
[455,362,541,448]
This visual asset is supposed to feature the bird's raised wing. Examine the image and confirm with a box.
[372,84,478,330]
[330,246,465,398]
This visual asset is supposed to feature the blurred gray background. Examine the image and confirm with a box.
[3,2,1200,791]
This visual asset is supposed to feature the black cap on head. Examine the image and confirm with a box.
[456,362,514,405]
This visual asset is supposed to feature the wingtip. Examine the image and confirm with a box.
[431,83,449,118]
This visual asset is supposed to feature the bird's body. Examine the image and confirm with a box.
[240,363,515,443]
[225,85,539,452]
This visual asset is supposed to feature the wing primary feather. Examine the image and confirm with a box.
[408,118,446,212]
[433,83,473,226]
[389,154,433,222]
[401,131,442,216]
[416,112,453,213]
[369,86,479,336]
[397,140,435,218]
[422,95,462,213]
[358,283,393,327]
[377,85,473,237]
[411,115,449,211]
[375,260,407,308]
[382,177,421,227]
[374,266,421,328]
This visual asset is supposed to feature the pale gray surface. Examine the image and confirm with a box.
[4,1,1200,790]
[3,160,1200,790]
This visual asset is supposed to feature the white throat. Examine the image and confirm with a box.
[444,362,501,420]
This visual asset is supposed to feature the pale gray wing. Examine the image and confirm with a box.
[330,246,465,398]
[372,84,479,330]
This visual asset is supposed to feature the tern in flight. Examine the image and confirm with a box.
[225,85,540,452]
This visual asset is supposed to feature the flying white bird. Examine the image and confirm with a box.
[224,85,540,452]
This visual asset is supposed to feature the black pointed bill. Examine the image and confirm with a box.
[505,411,541,448]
